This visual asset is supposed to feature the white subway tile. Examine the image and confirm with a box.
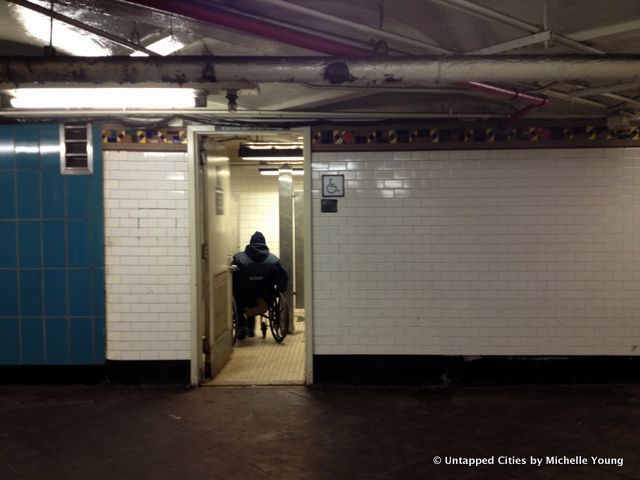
[313,148,640,356]
[104,151,192,361]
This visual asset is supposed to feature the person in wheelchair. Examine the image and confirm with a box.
[231,231,289,340]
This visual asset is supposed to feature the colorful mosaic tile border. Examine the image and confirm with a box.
[101,128,187,145]
[312,126,640,148]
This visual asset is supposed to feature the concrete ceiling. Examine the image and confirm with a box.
[2,0,640,126]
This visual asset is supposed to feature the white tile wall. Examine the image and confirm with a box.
[230,166,304,256]
[312,148,640,356]
[230,166,280,255]
[104,151,191,361]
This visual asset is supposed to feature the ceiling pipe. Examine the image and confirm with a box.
[118,0,372,57]
[6,0,159,56]
[121,0,548,113]
[2,55,639,87]
[0,108,503,119]
[465,81,547,107]
[505,103,543,124]
[464,82,547,123]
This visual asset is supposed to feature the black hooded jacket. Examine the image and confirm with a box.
[231,240,289,308]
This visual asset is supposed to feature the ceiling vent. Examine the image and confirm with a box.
[59,122,93,175]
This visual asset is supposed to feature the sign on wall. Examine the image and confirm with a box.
[322,175,345,197]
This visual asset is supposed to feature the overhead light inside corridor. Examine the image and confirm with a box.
[9,88,201,109]
[240,143,304,161]
[259,168,304,176]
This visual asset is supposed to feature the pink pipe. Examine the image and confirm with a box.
[506,103,542,123]
[465,81,548,106]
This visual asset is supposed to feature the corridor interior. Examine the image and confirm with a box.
[205,133,306,386]
[207,309,305,385]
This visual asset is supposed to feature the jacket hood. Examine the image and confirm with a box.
[245,242,270,263]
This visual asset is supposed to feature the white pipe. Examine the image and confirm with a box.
[3,55,640,87]
[0,108,503,119]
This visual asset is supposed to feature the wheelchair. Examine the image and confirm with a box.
[232,288,290,344]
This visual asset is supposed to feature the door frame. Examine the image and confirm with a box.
[187,125,314,386]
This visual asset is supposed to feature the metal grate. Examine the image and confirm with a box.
[60,122,93,174]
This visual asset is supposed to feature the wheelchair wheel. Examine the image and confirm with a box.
[269,292,289,344]
[231,298,239,345]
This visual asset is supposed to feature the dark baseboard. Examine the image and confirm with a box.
[0,366,105,384]
[0,361,191,385]
[106,360,191,385]
[313,355,640,386]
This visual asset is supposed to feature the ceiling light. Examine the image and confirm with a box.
[9,88,200,109]
[259,168,304,176]
[243,142,303,150]
[239,144,304,161]
[130,36,185,57]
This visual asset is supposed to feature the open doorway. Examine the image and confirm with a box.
[189,127,311,386]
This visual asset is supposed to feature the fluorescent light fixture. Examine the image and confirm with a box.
[130,36,185,57]
[9,88,199,109]
[243,142,303,150]
[259,168,304,176]
[244,155,305,161]
[240,144,304,161]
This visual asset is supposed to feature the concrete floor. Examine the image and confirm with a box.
[0,384,638,480]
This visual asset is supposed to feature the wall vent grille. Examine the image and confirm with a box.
[60,122,93,174]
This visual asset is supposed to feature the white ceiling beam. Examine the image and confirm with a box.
[428,0,640,110]
[211,4,389,55]
[253,0,453,54]
[468,30,552,54]
[256,89,378,110]
[600,93,640,109]
[567,19,640,42]
[428,0,603,54]
[541,89,608,109]
[568,81,640,98]
[428,0,539,33]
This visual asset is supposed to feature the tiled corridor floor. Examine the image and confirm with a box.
[207,313,305,386]
[0,383,638,480]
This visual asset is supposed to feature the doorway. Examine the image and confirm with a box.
[188,127,312,386]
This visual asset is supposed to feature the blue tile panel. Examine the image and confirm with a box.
[0,123,105,365]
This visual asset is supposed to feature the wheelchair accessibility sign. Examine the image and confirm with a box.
[322,175,345,197]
